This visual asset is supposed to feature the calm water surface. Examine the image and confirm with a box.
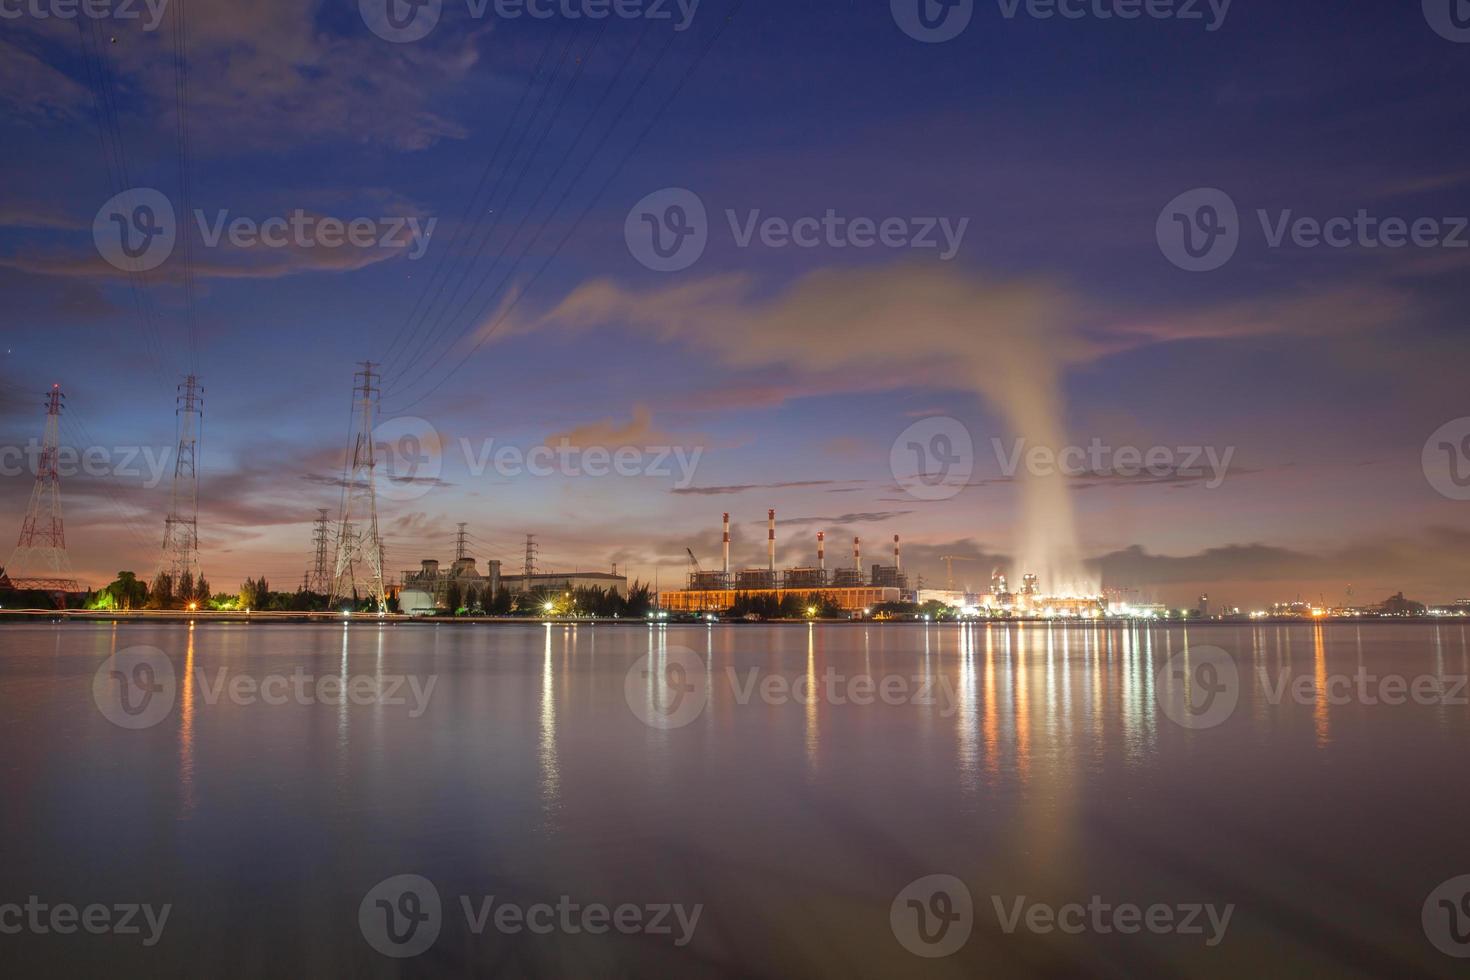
[2,621,1468,977]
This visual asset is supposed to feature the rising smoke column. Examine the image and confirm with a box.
[990,361,1098,598]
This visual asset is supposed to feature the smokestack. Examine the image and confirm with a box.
[722,512,730,576]
[854,536,861,571]
[817,531,825,571]
[894,534,902,572]
[768,509,776,573]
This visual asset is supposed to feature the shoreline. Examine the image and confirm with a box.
[0,610,1460,627]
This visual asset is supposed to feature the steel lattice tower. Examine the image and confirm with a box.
[307,508,333,594]
[161,375,204,588]
[328,363,387,611]
[7,385,81,592]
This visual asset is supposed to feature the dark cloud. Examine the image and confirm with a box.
[673,480,841,496]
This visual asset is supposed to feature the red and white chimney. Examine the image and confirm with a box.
[894,534,902,572]
[853,536,861,571]
[768,509,776,573]
[817,531,826,571]
[722,512,730,576]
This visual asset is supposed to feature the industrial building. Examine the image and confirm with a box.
[399,556,501,613]
[658,512,909,613]
[400,554,628,611]
[497,571,630,595]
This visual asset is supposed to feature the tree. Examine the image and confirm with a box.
[148,573,175,610]
[239,577,271,610]
[92,571,149,610]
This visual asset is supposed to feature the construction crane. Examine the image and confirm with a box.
[939,555,981,592]
[686,548,702,573]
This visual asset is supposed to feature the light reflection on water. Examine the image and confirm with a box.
[2,621,1468,977]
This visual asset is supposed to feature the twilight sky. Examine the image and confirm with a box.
[1,0,1468,607]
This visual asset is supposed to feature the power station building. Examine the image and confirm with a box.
[658,512,908,613]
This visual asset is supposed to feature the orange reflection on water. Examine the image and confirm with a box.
[179,624,196,815]
[1313,624,1330,748]
[983,626,998,783]
[1014,625,1030,783]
